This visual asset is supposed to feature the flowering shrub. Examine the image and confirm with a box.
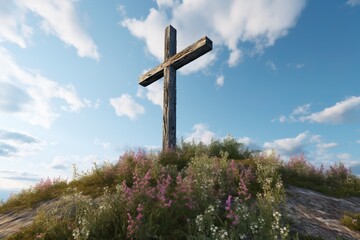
[281,154,360,197]
[5,139,359,239]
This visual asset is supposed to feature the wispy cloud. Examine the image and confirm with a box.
[274,97,360,125]
[0,170,40,182]
[0,0,99,60]
[110,94,145,120]
[266,61,277,71]
[292,104,311,115]
[122,0,306,70]
[185,123,215,145]
[295,63,305,69]
[347,0,360,7]
[0,129,44,158]
[0,47,89,128]
[302,96,360,124]
[273,104,310,123]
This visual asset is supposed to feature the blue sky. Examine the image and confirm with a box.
[1,0,360,201]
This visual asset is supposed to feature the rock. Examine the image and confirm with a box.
[286,185,360,240]
[0,199,58,239]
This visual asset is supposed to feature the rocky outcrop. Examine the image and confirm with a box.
[0,187,359,239]
[286,185,360,240]
[0,199,58,239]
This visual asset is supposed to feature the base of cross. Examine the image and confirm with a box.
[139,25,213,152]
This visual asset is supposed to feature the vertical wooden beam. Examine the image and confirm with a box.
[163,25,177,152]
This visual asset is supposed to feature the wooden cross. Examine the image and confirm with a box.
[139,25,213,152]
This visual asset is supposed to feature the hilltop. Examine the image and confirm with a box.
[0,137,359,239]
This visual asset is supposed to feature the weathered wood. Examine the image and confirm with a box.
[139,36,212,86]
[163,26,177,152]
[138,25,212,152]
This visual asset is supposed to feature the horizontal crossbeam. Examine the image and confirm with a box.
[139,36,213,86]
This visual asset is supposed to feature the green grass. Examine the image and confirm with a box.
[340,212,360,231]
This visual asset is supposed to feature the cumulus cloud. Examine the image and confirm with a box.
[347,0,360,7]
[216,75,224,87]
[185,123,215,145]
[0,129,44,158]
[274,97,360,125]
[263,132,308,157]
[122,0,306,70]
[0,0,99,60]
[0,47,89,128]
[302,96,360,124]
[137,78,163,107]
[110,94,145,120]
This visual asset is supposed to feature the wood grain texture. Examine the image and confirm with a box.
[162,25,177,152]
[139,36,212,86]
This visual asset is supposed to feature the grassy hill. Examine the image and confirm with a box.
[1,137,359,239]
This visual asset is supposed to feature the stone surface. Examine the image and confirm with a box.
[286,185,360,240]
[0,199,58,238]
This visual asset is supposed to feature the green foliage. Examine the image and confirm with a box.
[178,135,253,161]
[280,154,360,197]
[340,212,360,231]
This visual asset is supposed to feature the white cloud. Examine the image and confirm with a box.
[146,80,163,107]
[156,0,180,8]
[216,75,224,87]
[122,0,306,69]
[185,123,215,145]
[266,60,277,71]
[263,132,308,157]
[238,136,259,150]
[274,97,360,125]
[302,96,360,124]
[0,47,88,128]
[228,48,242,67]
[316,142,338,152]
[0,129,45,159]
[347,0,360,7]
[292,104,311,115]
[0,0,99,60]
[110,94,145,120]
[0,1,32,48]
[137,80,163,107]
[272,115,287,123]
